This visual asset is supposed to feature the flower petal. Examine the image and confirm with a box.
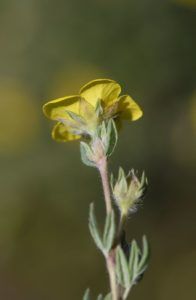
[43,95,80,120]
[52,122,81,142]
[79,79,121,107]
[79,98,95,119]
[117,95,143,121]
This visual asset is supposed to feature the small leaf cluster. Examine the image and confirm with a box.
[80,119,118,167]
[116,236,150,299]
[87,202,150,300]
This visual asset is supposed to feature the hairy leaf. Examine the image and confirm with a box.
[129,236,150,284]
[83,288,90,300]
[103,210,115,252]
[104,293,112,300]
[128,240,139,281]
[116,246,130,288]
[137,235,150,275]
[89,203,104,252]
[106,119,118,156]
[80,142,95,167]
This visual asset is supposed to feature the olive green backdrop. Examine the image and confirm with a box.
[0,0,195,299]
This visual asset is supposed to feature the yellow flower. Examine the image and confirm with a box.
[43,79,143,142]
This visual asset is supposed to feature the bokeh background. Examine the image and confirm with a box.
[0,0,196,299]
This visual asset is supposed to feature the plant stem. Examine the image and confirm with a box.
[123,284,133,300]
[97,156,119,300]
[97,156,112,214]
[107,250,118,300]
[117,213,127,243]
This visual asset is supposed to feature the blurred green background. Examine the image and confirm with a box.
[0,0,195,299]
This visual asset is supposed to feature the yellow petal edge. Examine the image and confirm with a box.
[79,78,121,107]
[52,122,81,142]
[118,95,143,121]
[43,95,81,120]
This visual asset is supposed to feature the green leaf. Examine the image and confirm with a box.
[103,210,115,252]
[104,293,112,300]
[89,203,104,252]
[110,173,114,191]
[137,235,150,275]
[129,236,150,284]
[101,122,107,140]
[106,119,118,156]
[83,288,90,300]
[97,294,103,300]
[80,142,95,167]
[128,240,138,280]
[116,246,131,288]
[128,240,140,281]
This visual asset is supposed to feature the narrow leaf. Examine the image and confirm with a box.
[104,293,112,300]
[110,173,114,191]
[89,203,104,252]
[116,246,124,286]
[103,210,115,252]
[83,288,90,300]
[132,241,140,280]
[101,122,107,140]
[97,294,103,300]
[128,240,140,282]
[106,119,118,156]
[138,235,150,274]
[116,246,131,288]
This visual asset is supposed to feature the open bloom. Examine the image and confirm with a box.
[43,79,143,142]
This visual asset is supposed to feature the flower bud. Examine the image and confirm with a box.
[79,119,118,168]
[111,168,147,216]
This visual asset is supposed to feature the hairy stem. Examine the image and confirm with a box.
[117,213,127,243]
[97,156,112,214]
[107,251,118,300]
[97,156,119,300]
[123,284,133,300]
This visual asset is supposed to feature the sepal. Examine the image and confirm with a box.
[99,120,118,157]
[80,142,96,167]
[105,119,118,156]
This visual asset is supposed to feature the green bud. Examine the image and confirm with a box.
[96,120,118,157]
[80,141,96,167]
[111,168,147,216]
